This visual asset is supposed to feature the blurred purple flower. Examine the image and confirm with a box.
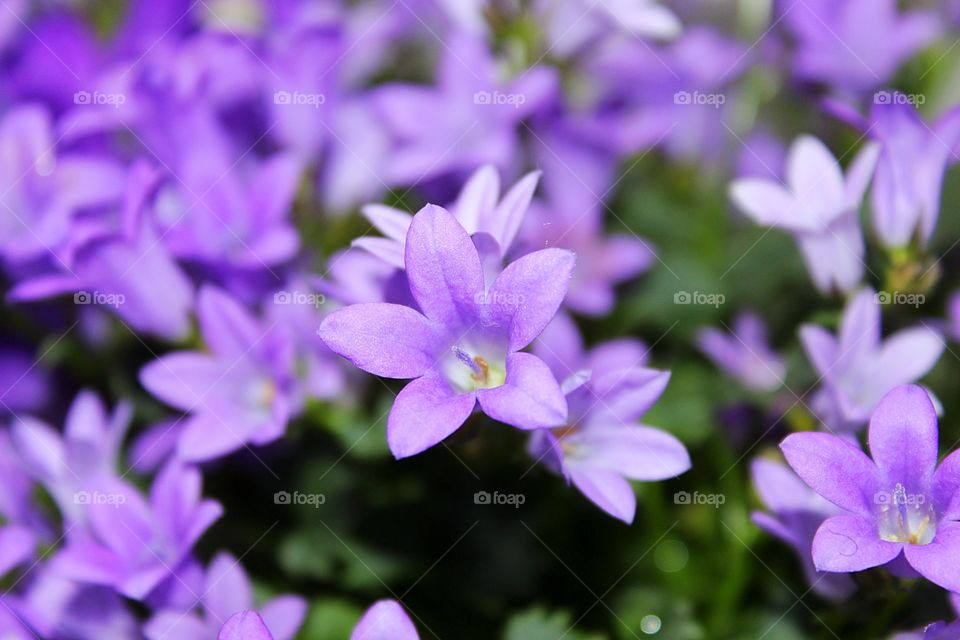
[530,314,689,522]
[9,160,196,341]
[140,286,298,462]
[351,599,420,640]
[0,345,52,415]
[730,135,879,294]
[319,205,573,458]
[781,385,960,592]
[751,458,855,600]
[779,0,940,92]
[11,389,131,527]
[800,288,942,429]
[372,33,557,184]
[0,105,125,267]
[146,552,306,640]
[697,312,785,392]
[52,460,222,600]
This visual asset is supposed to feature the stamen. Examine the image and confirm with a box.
[471,356,490,383]
[452,347,483,375]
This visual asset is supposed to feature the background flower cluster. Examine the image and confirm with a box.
[3,0,960,638]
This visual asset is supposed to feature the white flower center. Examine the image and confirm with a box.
[876,483,936,545]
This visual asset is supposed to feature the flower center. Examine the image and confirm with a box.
[446,346,505,392]
[876,483,936,545]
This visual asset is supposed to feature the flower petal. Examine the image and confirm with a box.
[476,353,566,430]
[780,432,880,515]
[868,384,938,494]
[571,425,690,481]
[258,595,308,640]
[569,468,636,523]
[197,286,262,358]
[486,248,576,351]
[140,353,223,411]
[812,514,902,572]
[903,521,960,592]
[351,600,420,640]
[404,204,483,329]
[387,375,475,459]
[218,611,274,640]
[318,303,442,379]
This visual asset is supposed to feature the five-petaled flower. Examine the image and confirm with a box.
[319,204,575,459]
[781,384,960,592]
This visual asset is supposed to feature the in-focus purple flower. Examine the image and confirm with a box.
[730,135,880,294]
[355,164,540,270]
[319,205,573,458]
[530,314,690,522]
[697,312,785,392]
[781,385,960,592]
[11,389,131,526]
[10,160,196,341]
[751,458,854,600]
[52,460,222,600]
[800,288,943,429]
[146,552,306,640]
[372,33,557,184]
[140,286,298,462]
[779,0,940,92]
[351,599,420,640]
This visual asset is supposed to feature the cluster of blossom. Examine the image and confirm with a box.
[3,0,960,637]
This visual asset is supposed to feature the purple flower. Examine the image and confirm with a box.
[0,105,125,267]
[351,600,420,640]
[780,0,941,92]
[11,390,131,526]
[141,286,298,462]
[52,460,222,600]
[146,552,306,640]
[218,611,274,640]
[800,288,943,429]
[372,33,557,184]
[355,164,541,269]
[866,98,960,249]
[530,314,690,522]
[319,205,573,458]
[696,312,785,392]
[781,385,960,592]
[535,0,681,58]
[751,458,855,600]
[9,160,196,341]
[0,345,52,415]
[730,135,879,294]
